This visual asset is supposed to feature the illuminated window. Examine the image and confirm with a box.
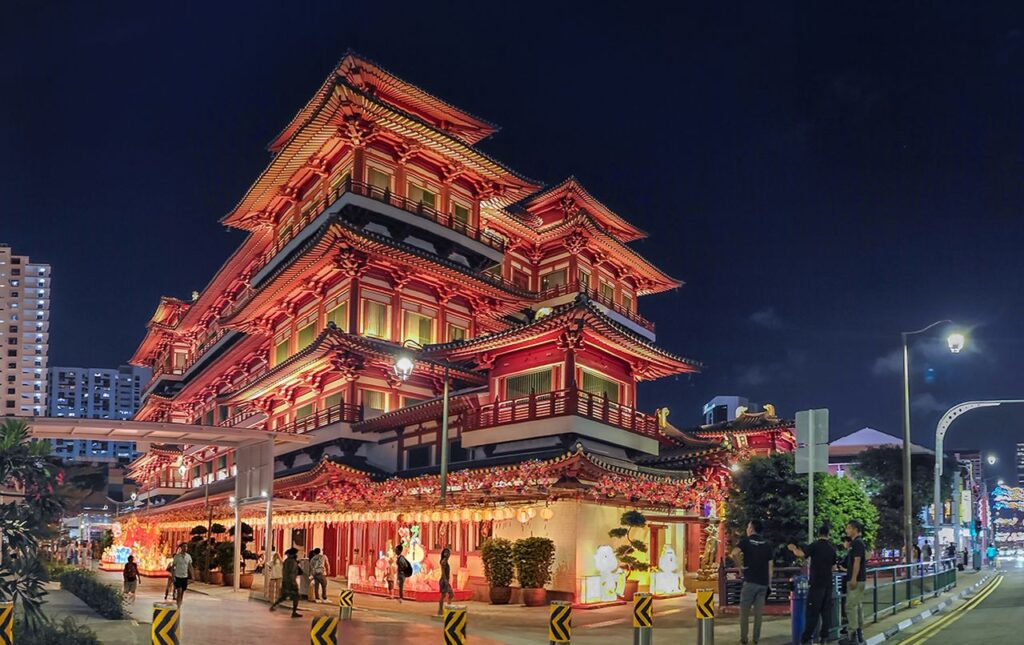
[295,404,314,420]
[577,268,591,288]
[540,269,567,291]
[621,293,633,312]
[408,183,436,209]
[361,300,388,339]
[274,338,289,365]
[599,281,615,302]
[296,322,317,351]
[447,323,467,342]
[452,203,470,226]
[504,368,552,399]
[324,392,344,409]
[403,311,434,345]
[368,168,391,191]
[582,370,620,403]
[361,389,386,414]
[325,302,348,332]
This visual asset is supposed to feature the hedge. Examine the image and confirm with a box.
[14,616,100,645]
[58,570,125,619]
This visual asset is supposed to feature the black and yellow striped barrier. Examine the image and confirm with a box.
[549,600,571,643]
[1,601,13,645]
[338,589,354,621]
[443,604,467,645]
[151,602,180,645]
[697,589,715,645]
[632,593,653,645]
[310,615,337,645]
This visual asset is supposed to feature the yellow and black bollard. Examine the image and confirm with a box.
[548,600,571,644]
[151,602,180,645]
[310,615,338,645]
[338,589,354,622]
[443,604,467,645]
[1,600,13,645]
[632,592,653,645]
[696,590,715,645]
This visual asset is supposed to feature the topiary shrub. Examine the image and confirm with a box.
[609,510,650,577]
[512,536,556,589]
[59,570,124,619]
[481,538,514,588]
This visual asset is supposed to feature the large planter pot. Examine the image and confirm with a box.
[208,571,223,585]
[223,572,233,587]
[621,578,640,601]
[489,586,512,605]
[521,587,547,607]
[238,573,254,589]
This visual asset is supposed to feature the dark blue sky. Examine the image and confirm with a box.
[3,1,1023,480]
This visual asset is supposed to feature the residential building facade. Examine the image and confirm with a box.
[0,243,50,417]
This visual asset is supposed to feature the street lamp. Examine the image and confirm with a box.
[987,454,997,466]
[393,341,454,505]
[901,320,964,564]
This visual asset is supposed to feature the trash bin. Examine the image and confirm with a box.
[790,575,809,645]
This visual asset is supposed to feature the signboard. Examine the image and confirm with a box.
[234,440,274,504]
[795,409,829,474]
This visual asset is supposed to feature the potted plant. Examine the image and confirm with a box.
[228,523,257,588]
[481,538,515,604]
[608,510,649,600]
[189,526,208,581]
[512,537,556,606]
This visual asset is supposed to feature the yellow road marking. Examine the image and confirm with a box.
[899,575,1003,645]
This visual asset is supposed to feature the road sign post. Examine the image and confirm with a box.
[444,605,467,645]
[633,592,653,645]
[1,601,13,645]
[338,589,354,621]
[796,409,829,542]
[310,616,337,645]
[697,589,715,645]
[151,602,180,645]
[549,600,571,644]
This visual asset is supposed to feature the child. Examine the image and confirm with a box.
[123,555,139,605]
[437,548,455,616]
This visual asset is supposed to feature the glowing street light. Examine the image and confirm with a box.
[392,355,415,381]
[987,454,998,465]
[946,332,966,354]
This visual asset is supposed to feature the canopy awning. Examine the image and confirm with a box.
[27,417,310,448]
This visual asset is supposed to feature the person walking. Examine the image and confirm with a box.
[843,520,867,645]
[922,540,933,562]
[731,520,773,645]
[171,543,194,608]
[310,548,329,603]
[788,524,838,644]
[122,555,140,605]
[267,550,283,602]
[394,544,412,604]
[436,547,455,616]
[986,544,997,570]
[163,557,175,600]
[269,547,303,618]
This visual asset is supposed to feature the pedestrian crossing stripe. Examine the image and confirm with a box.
[0,601,13,645]
[696,590,715,619]
[633,593,653,628]
[151,605,179,645]
[338,589,354,608]
[444,606,467,645]
[549,601,571,642]
[310,615,338,645]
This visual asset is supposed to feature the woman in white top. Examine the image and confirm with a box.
[268,550,284,601]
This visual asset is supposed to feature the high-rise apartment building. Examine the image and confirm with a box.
[46,364,151,462]
[1017,441,1024,486]
[0,244,50,417]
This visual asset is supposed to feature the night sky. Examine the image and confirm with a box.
[3,2,1023,480]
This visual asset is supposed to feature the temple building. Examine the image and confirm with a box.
[123,52,794,603]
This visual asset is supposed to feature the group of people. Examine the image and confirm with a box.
[266,546,331,618]
[731,518,868,645]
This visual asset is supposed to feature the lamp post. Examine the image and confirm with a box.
[900,321,964,564]
[393,341,453,505]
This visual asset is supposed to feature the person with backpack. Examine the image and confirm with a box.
[123,555,140,605]
[309,547,329,603]
[394,544,412,603]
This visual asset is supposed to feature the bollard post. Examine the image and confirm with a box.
[338,589,354,622]
[444,604,467,645]
[696,589,715,645]
[151,602,180,645]
[789,575,808,645]
[549,600,571,644]
[828,573,842,641]
[1,601,13,645]
[310,615,338,645]
[632,592,653,645]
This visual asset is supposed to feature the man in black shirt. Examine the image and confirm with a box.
[731,519,774,645]
[844,520,868,645]
[788,523,838,644]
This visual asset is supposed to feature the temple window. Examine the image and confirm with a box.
[452,202,470,227]
[540,269,568,291]
[578,268,591,288]
[599,280,615,302]
[295,403,314,420]
[621,292,634,312]
[581,369,620,403]
[512,268,530,290]
[503,367,553,399]
[296,321,317,352]
[406,445,431,469]
[402,310,435,345]
[361,389,387,415]
[330,170,351,195]
[360,299,389,339]
[402,395,425,408]
[324,391,344,409]
[368,167,391,191]
[447,322,467,342]
[407,181,437,209]
[325,298,348,332]
[273,335,290,366]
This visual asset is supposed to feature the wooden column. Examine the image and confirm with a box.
[348,277,360,335]
[352,146,366,184]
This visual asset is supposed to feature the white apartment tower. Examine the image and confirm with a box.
[0,244,50,417]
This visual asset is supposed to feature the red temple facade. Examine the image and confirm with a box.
[124,52,793,603]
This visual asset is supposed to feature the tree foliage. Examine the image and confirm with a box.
[609,510,650,574]
[815,471,879,547]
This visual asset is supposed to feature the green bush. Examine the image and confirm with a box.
[14,616,100,645]
[59,570,124,619]
[481,538,515,587]
[44,559,75,581]
[512,537,556,589]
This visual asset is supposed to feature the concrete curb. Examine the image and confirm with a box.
[862,573,995,645]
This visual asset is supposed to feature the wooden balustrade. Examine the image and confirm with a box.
[464,388,660,437]
[276,402,363,434]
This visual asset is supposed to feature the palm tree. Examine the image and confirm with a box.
[1,418,63,626]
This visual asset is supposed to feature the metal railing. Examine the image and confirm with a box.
[464,387,662,439]
[275,402,363,434]
[720,558,958,620]
[535,281,655,331]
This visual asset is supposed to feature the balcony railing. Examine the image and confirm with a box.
[180,328,230,374]
[463,387,661,439]
[217,407,263,428]
[535,281,655,332]
[276,402,363,434]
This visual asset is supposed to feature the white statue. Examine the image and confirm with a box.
[593,544,620,602]
[652,545,682,594]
